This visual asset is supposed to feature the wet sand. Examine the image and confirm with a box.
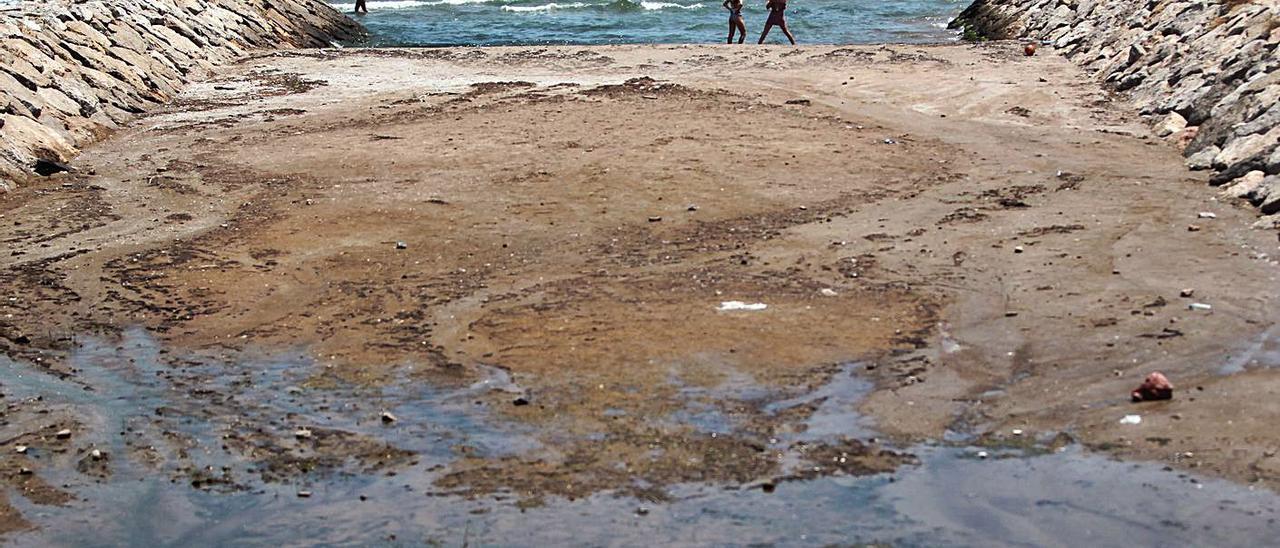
[2,43,1279,541]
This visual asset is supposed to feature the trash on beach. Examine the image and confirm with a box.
[1197,212,1217,219]
[882,138,897,145]
[718,301,768,311]
[648,216,663,223]
[1131,372,1174,402]
[1188,302,1212,311]
[14,445,27,454]
[976,450,989,459]
[294,428,313,439]
[819,288,838,297]
[1180,288,1195,298]
[1024,43,1037,56]
[1119,414,1143,425]
[395,241,407,250]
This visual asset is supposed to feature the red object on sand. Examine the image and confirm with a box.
[1024,43,1037,57]
[1132,372,1174,402]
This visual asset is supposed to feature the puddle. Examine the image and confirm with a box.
[12,443,1280,546]
[5,333,1280,545]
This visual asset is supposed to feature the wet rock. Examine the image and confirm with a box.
[380,411,398,424]
[512,396,530,406]
[1131,372,1174,402]
[54,428,71,439]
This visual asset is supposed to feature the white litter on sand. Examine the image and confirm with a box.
[718,301,767,311]
[1119,414,1142,425]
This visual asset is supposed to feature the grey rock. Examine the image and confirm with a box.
[1186,146,1219,171]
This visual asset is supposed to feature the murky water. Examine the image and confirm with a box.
[4,331,1280,546]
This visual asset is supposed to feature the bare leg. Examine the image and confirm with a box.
[735,19,747,44]
[758,23,773,44]
[728,19,736,44]
[780,22,796,45]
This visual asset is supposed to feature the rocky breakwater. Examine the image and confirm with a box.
[0,0,362,189]
[952,0,1280,224]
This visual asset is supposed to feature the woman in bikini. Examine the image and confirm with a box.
[723,0,746,44]
[757,0,795,45]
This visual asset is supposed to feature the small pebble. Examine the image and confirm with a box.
[54,429,71,439]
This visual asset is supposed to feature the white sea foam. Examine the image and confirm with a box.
[639,1,703,10]
[329,0,489,10]
[502,2,589,12]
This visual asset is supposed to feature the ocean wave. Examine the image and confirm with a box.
[638,1,703,9]
[329,0,492,10]
[502,2,588,11]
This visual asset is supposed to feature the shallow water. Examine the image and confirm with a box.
[330,0,969,47]
[6,332,1280,546]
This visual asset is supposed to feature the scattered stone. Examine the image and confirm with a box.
[819,288,838,297]
[686,204,698,211]
[718,301,768,311]
[395,241,407,250]
[1119,414,1142,425]
[1187,225,1201,232]
[1013,245,1024,253]
[785,98,811,106]
[294,428,313,439]
[976,450,989,459]
[297,490,312,498]
[635,506,650,516]
[882,138,897,145]
[380,411,398,424]
[1197,212,1216,219]
[1131,372,1174,402]
[512,396,530,406]
[90,449,104,461]
[14,445,27,454]
[647,216,662,223]
[1180,288,1195,298]
[1011,429,1024,436]
[54,429,71,439]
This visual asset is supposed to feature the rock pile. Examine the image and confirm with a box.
[953,0,1280,222]
[0,0,363,189]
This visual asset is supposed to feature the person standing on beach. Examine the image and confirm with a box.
[354,0,368,14]
[724,0,747,44]
[757,0,795,45]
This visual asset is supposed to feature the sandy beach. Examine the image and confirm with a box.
[2,43,1280,541]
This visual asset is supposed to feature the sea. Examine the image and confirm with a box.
[328,0,971,47]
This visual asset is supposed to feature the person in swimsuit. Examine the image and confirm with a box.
[354,0,368,14]
[757,0,795,45]
[723,0,746,44]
